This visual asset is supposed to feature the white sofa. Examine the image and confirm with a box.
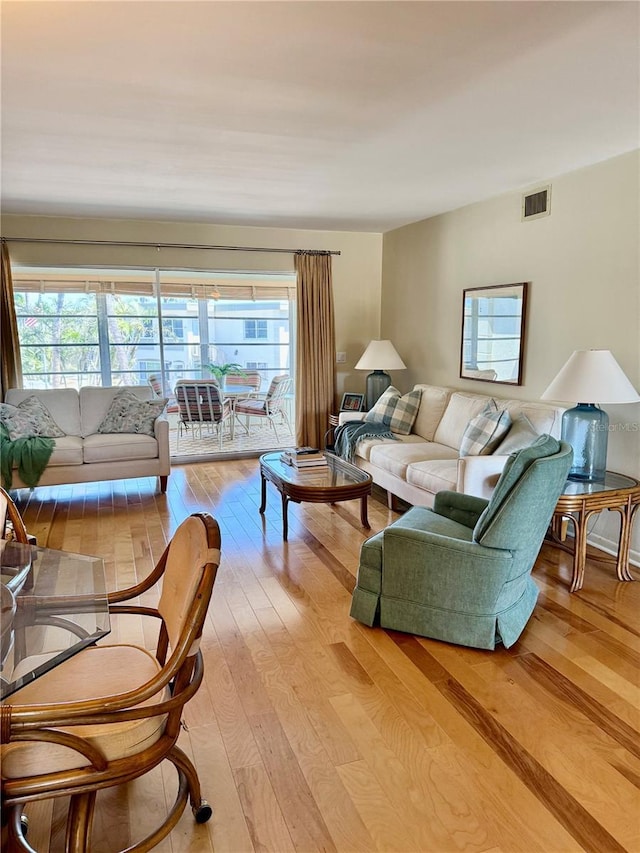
[338,384,565,508]
[4,386,170,493]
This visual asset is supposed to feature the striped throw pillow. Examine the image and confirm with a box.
[459,400,511,457]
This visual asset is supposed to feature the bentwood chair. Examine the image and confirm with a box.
[0,487,30,546]
[351,436,572,649]
[234,374,293,440]
[174,380,234,450]
[1,512,221,852]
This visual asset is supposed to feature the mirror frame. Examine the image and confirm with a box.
[460,282,528,386]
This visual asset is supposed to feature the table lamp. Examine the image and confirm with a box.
[541,349,640,481]
[355,339,406,409]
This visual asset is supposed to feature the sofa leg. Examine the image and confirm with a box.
[387,491,401,512]
[159,476,168,494]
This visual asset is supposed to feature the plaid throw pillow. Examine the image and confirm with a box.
[364,386,422,435]
[459,400,511,457]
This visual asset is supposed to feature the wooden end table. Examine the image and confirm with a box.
[259,451,372,541]
[551,471,640,592]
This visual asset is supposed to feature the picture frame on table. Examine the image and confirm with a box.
[340,392,366,412]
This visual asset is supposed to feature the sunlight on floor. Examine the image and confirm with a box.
[168,413,296,461]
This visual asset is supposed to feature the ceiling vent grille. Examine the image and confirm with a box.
[522,185,551,221]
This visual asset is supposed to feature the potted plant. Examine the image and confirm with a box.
[205,362,246,383]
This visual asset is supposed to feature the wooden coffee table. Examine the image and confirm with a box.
[259,451,373,541]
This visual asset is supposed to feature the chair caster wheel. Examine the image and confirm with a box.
[193,800,212,824]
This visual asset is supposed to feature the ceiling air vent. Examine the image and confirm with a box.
[522,185,551,221]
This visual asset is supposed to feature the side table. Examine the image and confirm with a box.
[551,471,640,592]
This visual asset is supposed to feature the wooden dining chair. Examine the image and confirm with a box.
[1,512,222,853]
[0,487,30,544]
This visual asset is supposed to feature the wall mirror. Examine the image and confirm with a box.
[460,282,528,385]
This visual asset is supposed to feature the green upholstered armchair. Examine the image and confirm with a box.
[350,435,572,650]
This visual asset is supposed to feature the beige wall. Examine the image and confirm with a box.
[382,149,640,560]
[2,214,383,403]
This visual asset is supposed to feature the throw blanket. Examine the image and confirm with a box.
[0,423,55,490]
[333,420,396,463]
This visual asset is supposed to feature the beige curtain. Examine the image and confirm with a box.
[1,242,22,398]
[294,252,335,448]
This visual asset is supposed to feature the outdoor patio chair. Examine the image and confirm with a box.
[224,370,262,394]
[147,375,180,414]
[174,380,234,451]
[234,374,293,441]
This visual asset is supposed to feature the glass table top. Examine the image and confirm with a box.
[561,471,639,497]
[261,450,372,487]
[0,540,110,700]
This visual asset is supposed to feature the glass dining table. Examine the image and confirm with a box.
[0,540,110,700]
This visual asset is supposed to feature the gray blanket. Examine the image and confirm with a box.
[333,420,396,463]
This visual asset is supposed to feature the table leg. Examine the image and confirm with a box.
[281,493,289,541]
[611,501,637,582]
[360,495,370,529]
[259,472,267,514]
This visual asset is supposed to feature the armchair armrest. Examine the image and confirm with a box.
[433,490,488,529]
[153,414,171,476]
[457,454,510,499]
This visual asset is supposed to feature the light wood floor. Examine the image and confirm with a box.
[11,459,640,853]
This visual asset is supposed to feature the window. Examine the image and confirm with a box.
[13,267,295,390]
[244,319,268,340]
[246,361,268,370]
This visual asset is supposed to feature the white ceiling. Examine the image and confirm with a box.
[1,1,638,233]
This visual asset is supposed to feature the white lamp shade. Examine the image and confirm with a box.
[541,349,640,404]
[355,340,406,371]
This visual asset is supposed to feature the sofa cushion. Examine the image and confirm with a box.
[5,388,82,436]
[406,458,459,494]
[9,435,83,468]
[83,433,159,464]
[354,433,424,462]
[459,401,511,457]
[79,386,154,437]
[0,401,41,440]
[433,392,490,451]
[411,385,452,441]
[494,412,540,453]
[369,440,457,479]
[505,402,563,437]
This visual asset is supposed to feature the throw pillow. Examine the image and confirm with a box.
[494,412,539,454]
[98,389,167,437]
[364,386,422,435]
[0,396,65,440]
[459,400,511,457]
[15,396,66,438]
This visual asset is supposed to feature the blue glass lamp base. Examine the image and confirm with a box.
[365,371,391,409]
[561,403,608,482]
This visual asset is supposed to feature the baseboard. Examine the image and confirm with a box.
[587,531,640,568]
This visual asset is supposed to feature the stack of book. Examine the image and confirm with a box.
[280,447,328,469]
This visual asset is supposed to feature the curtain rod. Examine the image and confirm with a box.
[1,236,340,256]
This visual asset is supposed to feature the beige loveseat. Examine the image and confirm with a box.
[4,386,170,493]
[338,384,565,508]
